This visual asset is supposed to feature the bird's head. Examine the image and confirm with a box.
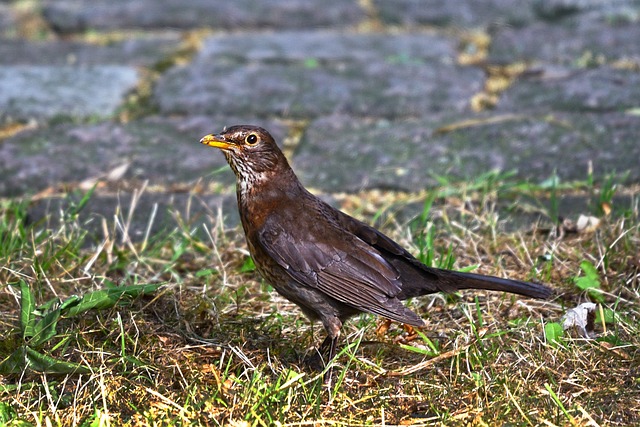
[200,125,291,184]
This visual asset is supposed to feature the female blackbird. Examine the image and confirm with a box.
[200,125,552,368]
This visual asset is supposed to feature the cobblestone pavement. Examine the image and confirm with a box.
[1,0,639,236]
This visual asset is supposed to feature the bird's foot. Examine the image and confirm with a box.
[303,349,326,372]
[302,349,335,385]
[303,335,338,385]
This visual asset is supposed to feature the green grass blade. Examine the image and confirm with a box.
[400,329,440,356]
[34,297,61,314]
[544,383,576,424]
[0,346,27,374]
[30,308,62,347]
[66,183,97,219]
[64,283,162,317]
[25,346,90,374]
[19,281,36,340]
[63,289,126,316]
[58,294,82,311]
[0,401,18,423]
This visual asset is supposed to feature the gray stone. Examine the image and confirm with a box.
[0,65,139,123]
[0,3,18,35]
[497,67,640,112]
[154,32,483,119]
[489,16,640,64]
[293,112,640,192]
[533,0,640,21]
[42,0,364,33]
[0,116,286,197]
[0,35,182,66]
[431,112,640,184]
[198,31,455,63]
[294,116,444,192]
[373,0,537,28]
[27,192,240,245]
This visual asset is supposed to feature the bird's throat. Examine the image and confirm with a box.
[235,167,304,233]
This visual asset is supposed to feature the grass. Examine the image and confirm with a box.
[0,173,639,426]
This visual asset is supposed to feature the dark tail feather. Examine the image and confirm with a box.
[441,269,553,300]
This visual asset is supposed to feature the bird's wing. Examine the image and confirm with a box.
[256,215,424,326]
[332,209,453,293]
[333,209,552,299]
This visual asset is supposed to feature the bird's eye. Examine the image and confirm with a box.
[245,134,259,145]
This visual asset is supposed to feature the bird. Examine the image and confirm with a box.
[200,125,553,372]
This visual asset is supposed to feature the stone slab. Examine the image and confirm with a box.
[431,112,640,184]
[293,112,640,193]
[0,35,182,66]
[42,0,364,33]
[26,192,240,245]
[497,67,640,113]
[154,32,483,119]
[489,16,640,65]
[294,116,442,191]
[373,0,639,29]
[0,3,17,35]
[197,31,455,62]
[532,0,640,21]
[373,0,537,28]
[0,116,287,197]
[0,65,139,124]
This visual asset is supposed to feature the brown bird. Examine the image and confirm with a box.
[200,125,552,369]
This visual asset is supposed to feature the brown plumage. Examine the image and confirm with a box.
[200,125,552,370]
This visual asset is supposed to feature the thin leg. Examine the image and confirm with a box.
[304,334,334,372]
[322,335,338,385]
[304,316,342,383]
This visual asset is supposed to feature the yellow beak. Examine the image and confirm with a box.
[200,134,233,150]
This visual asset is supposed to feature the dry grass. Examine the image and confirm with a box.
[0,178,639,426]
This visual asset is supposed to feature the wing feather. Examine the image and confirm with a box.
[257,215,424,326]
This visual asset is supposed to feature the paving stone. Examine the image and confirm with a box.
[26,192,240,245]
[380,192,632,234]
[432,112,640,184]
[0,65,138,124]
[0,116,286,197]
[294,116,443,192]
[373,0,537,28]
[0,3,18,35]
[0,34,182,66]
[374,0,639,28]
[497,66,640,113]
[42,0,364,33]
[293,112,640,193]
[154,32,483,119]
[532,0,640,21]
[197,31,454,62]
[489,15,640,64]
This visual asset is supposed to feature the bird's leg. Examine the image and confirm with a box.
[321,335,338,385]
[302,316,342,383]
[303,335,337,383]
[320,334,338,362]
[319,318,341,385]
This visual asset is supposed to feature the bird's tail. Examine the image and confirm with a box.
[433,268,553,299]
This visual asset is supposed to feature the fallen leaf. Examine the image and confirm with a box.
[599,341,630,360]
[106,162,131,181]
[576,214,601,233]
[562,302,597,338]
